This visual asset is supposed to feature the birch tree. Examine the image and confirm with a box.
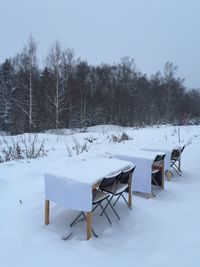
[45,42,74,129]
[13,35,38,132]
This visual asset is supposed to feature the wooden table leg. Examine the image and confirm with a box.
[165,170,172,181]
[86,212,92,240]
[45,200,50,225]
[128,174,132,209]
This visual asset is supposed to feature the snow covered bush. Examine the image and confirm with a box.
[109,131,132,143]
[0,134,47,163]
[66,138,92,157]
[84,136,97,143]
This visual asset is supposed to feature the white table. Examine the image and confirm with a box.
[44,157,134,240]
[113,150,165,195]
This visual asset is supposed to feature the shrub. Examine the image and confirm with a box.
[0,134,47,163]
[109,131,132,143]
[66,138,92,157]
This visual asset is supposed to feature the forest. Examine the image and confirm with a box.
[0,36,200,134]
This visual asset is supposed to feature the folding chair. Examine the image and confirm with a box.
[151,154,165,196]
[98,171,122,220]
[100,168,135,219]
[170,145,186,176]
[70,174,121,236]
[112,166,136,209]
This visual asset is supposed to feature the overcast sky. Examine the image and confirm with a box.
[0,0,200,88]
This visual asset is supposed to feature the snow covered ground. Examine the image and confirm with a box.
[0,125,200,267]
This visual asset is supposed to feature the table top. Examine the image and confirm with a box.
[141,144,181,152]
[45,157,134,186]
[113,149,165,161]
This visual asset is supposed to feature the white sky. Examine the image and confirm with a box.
[0,0,200,88]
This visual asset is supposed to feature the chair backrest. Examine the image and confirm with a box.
[99,171,122,193]
[171,148,181,159]
[181,145,186,153]
[120,166,136,184]
[171,145,186,160]
[152,154,165,169]
[154,154,165,162]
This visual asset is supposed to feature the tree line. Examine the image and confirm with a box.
[0,36,200,134]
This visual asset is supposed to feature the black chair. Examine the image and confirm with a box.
[151,154,165,196]
[98,171,122,220]
[70,173,121,237]
[100,167,135,219]
[170,145,186,176]
[112,166,136,209]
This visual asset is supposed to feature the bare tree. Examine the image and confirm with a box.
[45,42,75,129]
[12,35,38,131]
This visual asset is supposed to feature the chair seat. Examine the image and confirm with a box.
[101,183,128,195]
[115,183,129,194]
[93,190,110,204]
[152,168,160,174]
[171,157,180,161]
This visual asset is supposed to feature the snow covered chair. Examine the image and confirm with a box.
[70,173,122,236]
[112,166,136,209]
[100,167,135,219]
[170,145,186,176]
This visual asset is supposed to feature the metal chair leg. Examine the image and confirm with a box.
[171,160,182,176]
[107,199,120,220]
[99,203,112,224]
[151,173,162,197]
[112,193,130,209]
[70,212,84,227]
[100,195,114,216]
[172,164,182,176]
[113,194,121,207]
[121,194,131,209]
[100,195,120,220]
[152,177,159,186]
[92,201,112,225]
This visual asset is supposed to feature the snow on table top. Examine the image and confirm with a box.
[45,157,134,186]
[113,149,165,161]
[141,144,181,153]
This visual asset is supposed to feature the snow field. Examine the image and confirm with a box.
[0,125,200,267]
